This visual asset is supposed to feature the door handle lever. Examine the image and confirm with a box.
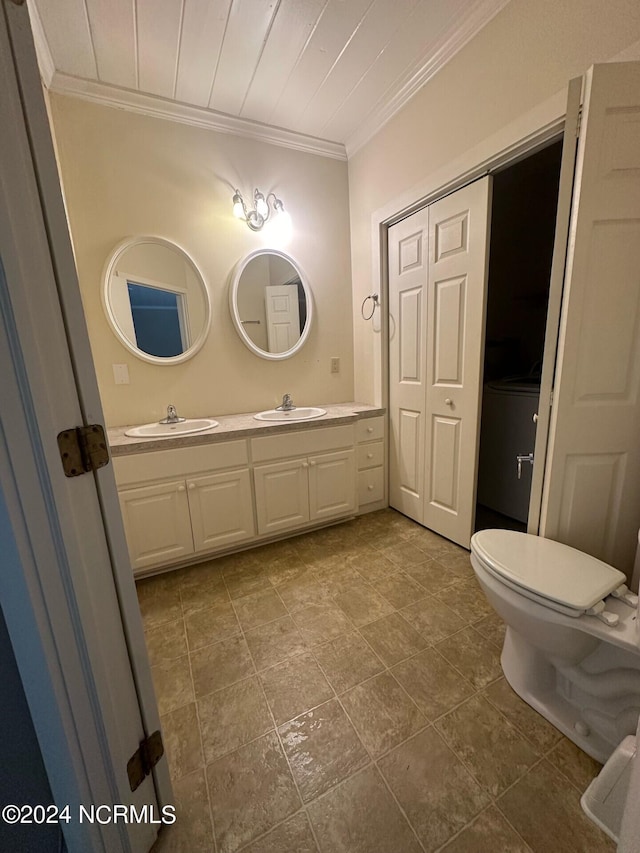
[516,452,534,479]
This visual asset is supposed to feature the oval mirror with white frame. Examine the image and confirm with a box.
[102,236,211,364]
[229,249,313,360]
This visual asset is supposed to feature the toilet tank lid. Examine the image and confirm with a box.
[471,530,627,611]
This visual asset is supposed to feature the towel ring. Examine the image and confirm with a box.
[361,293,379,321]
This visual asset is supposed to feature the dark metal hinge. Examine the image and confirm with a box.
[57,424,110,477]
[127,730,164,792]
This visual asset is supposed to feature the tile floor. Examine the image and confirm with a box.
[137,509,615,853]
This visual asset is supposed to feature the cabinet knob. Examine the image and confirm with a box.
[309,460,316,466]
[178,485,186,492]
[367,484,374,491]
[367,427,374,433]
[367,453,373,459]
[302,462,309,468]
[445,398,453,407]
[188,483,195,490]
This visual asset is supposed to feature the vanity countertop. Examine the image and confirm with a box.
[107,403,385,456]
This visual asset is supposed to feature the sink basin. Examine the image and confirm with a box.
[254,407,327,422]
[124,418,219,438]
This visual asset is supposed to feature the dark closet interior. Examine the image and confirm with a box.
[475,140,563,533]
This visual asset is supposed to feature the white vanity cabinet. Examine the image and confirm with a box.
[112,410,384,575]
[252,425,356,536]
[113,441,255,572]
[356,416,385,511]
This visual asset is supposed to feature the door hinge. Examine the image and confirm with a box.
[57,424,110,477]
[127,730,164,792]
[575,108,582,138]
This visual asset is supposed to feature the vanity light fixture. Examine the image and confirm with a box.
[232,187,286,232]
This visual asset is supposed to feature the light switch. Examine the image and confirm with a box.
[330,357,340,374]
[113,363,130,385]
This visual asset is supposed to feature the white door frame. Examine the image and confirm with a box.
[374,109,567,534]
[526,76,582,534]
[0,3,171,850]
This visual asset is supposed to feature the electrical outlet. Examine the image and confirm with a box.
[113,363,130,385]
[330,357,340,374]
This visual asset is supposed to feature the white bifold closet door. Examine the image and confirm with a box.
[538,61,640,575]
[389,178,492,548]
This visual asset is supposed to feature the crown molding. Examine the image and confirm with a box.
[47,73,347,161]
[345,0,511,157]
[26,0,55,88]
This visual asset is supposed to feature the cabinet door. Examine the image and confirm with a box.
[188,469,255,552]
[254,459,310,535]
[309,449,356,522]
[118,481,193,571]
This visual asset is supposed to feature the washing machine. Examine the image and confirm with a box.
[476,377,540,524]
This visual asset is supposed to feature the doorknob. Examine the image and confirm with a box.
[516,453,534,479]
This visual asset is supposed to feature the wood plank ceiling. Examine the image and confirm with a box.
[30,0,510,156]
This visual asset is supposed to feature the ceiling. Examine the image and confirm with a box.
[29,0,510,158]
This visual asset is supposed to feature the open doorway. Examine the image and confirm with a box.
[475,140,563,533]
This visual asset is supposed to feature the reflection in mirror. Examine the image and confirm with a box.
[103,237,210,364]
[230,250,313,361]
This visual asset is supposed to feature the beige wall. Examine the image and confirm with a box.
[348,0,640,404]
[49,94,354,427]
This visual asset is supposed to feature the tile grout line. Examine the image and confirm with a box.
[179,583,218,853]
[141,510,610,852]
[238,606,322,853]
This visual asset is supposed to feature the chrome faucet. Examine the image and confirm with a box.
[160,404,185,424]
[276,394,296,411]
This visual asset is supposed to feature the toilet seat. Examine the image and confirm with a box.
[471,530,627,616]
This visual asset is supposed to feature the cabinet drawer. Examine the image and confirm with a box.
[113,440,249,486]
[357,467,384,506]
[356,441,384,470]
[113,441,249,486]
[356,417,384,443]
[251,424,354,463]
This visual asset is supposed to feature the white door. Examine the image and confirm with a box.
[527,77,583,534]
[265,283,301,352]
[388,208,429,522]
[1,4,170,851]
[540,61,640,575]
[389,181,491,545]
[423,178,492,547]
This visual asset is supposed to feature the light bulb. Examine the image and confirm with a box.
[267,208,292,245]
[232,191,245,219]
[255,191,268,218]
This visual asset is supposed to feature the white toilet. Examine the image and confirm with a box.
[470,529,640,763]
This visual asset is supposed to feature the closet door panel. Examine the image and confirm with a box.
[388,209,429,523]
[424,177,492,547]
